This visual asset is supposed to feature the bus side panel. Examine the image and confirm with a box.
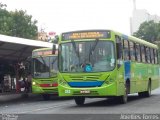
[133,62,148,93]
[152,65,160,90]
[117,64,125,96]
[132,62,159,93]
[130,62,137,93]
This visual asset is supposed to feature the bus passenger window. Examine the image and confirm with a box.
[151,48,155,64]
[146,47,151,63]
[116,35,123,60]
[154,49,158,64]
[130,42,135,61]
[150,48,154,64]
[135,43,141,62]
[141,46,145,63]
[156,50,158,64]
[123,40,129,60]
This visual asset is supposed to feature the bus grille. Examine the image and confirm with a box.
[68,81,103,87]
[68,74,102,81]
[42,89,58,93]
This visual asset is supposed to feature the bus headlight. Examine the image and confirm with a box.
[109,78,114,82]
[32,81,36,85]
[59,79,68,86]
[104,78,114,85]
[105,80,110,84]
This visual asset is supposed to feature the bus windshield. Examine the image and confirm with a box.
[33,56,58,78]
[59,40,115,72]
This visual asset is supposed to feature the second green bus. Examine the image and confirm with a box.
[32,48,58,100]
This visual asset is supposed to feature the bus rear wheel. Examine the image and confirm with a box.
[74,97,85,106]
[42,94,50,100]
[145,82,151,97]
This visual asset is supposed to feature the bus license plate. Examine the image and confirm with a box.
[80,90,90,94]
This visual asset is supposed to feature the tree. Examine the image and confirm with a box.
[133,20,160,63]
[0,3,11,35]
[0,2,7,8]
[133,20,159,42]
[0,3,38,40]
[10,10,38,39]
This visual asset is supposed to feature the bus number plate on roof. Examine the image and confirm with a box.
[62,30,110,40]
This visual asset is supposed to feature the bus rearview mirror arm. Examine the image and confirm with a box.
[52,44,56,54]
[53,35,59,44]
[52,35,59,54]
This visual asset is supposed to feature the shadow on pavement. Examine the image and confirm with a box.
[70,94,158,108]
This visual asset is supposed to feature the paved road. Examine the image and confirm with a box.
[0,88,160,120]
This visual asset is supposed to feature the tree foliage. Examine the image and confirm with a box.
[133,20,160,62]
[0,2,7,8]
[133,20,160,42]
[0,3,38,39]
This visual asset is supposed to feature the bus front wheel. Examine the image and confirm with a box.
[145,82,151,97]
[74,97,85,106]
[119,87,128,104]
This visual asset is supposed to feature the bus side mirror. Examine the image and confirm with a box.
[116,43,122,59]
[53,35,59,44]
[52,44,56,54]
[52,35,58,53]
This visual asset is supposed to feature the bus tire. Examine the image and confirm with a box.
[144,81,151,97]
[74,97,85,106]
[42,94,50,100]
[119,86,128,104]
[138,92,144,97]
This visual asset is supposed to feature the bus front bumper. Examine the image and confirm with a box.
[58,83,117,97]
[32,85,58,94]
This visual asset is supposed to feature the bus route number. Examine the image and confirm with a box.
[65,90,71,94]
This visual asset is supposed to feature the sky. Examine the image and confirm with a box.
[1,0,160,35]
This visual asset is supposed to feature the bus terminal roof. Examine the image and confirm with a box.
[0,34,53,62]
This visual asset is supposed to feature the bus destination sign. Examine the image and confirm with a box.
[62,30,110,40]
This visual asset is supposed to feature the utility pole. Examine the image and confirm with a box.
[133,0,136,10]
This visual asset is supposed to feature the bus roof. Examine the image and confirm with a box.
[113,30,158,49]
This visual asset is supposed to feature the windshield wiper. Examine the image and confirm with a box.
[89,38,99,61]
[51,56,58,69]
[40,55,47,69]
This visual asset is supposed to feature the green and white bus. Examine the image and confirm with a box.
[32,48,58,100]
[54,30,159,105]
